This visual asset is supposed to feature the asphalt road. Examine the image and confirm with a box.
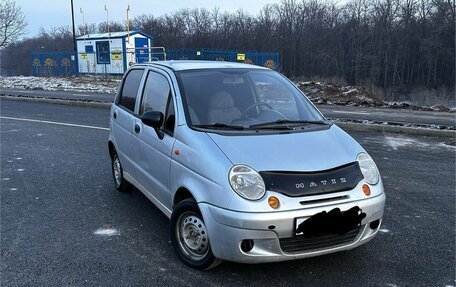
[2,88,455,127]
[1,100,455,286]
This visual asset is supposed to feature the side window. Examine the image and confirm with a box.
[119,69,143,112]
[140,71,175,133]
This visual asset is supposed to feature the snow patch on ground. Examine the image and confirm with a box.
[383,136,456,150]
[384,137,430,150]
[437,142,456,150]
[1,76,119,94]
[94,228,120,236]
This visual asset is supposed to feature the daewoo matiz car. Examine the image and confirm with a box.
[108,61,385,269]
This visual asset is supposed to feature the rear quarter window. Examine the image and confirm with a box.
[118,69,144,112]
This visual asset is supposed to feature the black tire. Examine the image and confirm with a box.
[111,150,132,193]
[170,199,222,270]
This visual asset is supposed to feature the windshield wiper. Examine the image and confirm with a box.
[249,120,330,129]
[194,123,246,130]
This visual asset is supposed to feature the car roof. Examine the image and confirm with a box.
[133,60,270,71]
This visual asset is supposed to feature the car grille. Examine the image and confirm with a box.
[279,226,362,253]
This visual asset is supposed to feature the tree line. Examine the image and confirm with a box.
[1,0,454,95]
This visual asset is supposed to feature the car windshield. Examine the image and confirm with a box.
[177,68,325,130]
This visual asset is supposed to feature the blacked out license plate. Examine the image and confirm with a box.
[294,206,366,237]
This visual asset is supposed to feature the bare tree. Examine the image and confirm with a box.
[0,0,27,48]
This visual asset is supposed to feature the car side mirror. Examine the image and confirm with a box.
[141,111,164,139]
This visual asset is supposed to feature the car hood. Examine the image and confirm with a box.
[206,125,364,172]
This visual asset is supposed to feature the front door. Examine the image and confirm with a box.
[135,38,149,63]
[111,68,145,177]
[132,69,176,208]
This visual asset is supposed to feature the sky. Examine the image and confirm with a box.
[15,0,280,36]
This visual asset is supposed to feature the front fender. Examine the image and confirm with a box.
[169,126,235,210]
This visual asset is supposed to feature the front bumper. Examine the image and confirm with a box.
[199,192,385,263]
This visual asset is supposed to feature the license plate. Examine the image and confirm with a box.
[294,206,366,237]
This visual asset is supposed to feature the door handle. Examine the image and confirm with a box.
[113,111,117,119]
[134,124,141,134]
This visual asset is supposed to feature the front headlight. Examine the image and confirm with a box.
[357,152,379,185]
[229,164,265,200]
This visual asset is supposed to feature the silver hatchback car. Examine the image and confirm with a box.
[108,61,385,269]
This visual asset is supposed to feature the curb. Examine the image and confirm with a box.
[336,121,455,138]
[0,95,111,109]
[1,95,454,138]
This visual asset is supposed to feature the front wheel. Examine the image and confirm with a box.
[170,199,222,270]
[111,151,132,193]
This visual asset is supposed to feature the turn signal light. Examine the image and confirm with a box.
[362,184,371,196]
[268,196,280,209]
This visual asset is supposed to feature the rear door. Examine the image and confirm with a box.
[111,68,145,178]
[132,69,176,208]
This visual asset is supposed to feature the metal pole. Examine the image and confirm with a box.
[71,0,78,75]
[126,5,130,43]
[104,5,110,38]
[104,4,109,79]
[80,8,86,43]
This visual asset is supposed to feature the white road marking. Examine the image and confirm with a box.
[332,110,370,115]
[10,188,17,191]
[94,228,120,236]
[2,178,10,181]
[15,157,22,160]
[17,169,24,172]
[379,229,390,233]
[0,116,109,131]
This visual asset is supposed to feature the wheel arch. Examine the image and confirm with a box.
[108,140,115,158]
[173,187,196,208]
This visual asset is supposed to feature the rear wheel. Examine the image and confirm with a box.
[111,151,132,193]
[170,199,222,270]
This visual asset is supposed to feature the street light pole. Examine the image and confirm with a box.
[71,0,78,75]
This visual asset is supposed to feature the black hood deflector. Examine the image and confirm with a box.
[260,162,363,197]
